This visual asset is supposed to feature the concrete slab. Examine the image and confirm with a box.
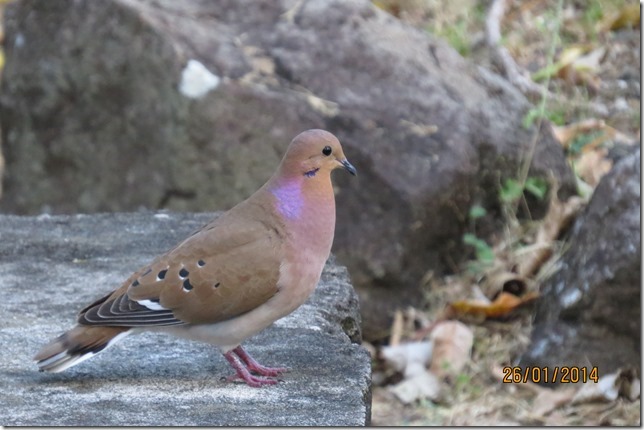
[0,212,371,426]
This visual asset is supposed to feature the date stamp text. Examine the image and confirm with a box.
[502,366,599,384]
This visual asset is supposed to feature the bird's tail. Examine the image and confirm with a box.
[34,325,131,372]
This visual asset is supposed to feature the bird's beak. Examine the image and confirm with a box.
[339,158,357,176]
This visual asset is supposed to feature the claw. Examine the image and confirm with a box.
[225,372,279,387]
[233,346,288,377]
[223,348,285,387]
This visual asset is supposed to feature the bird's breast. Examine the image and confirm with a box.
[275,253,325,315]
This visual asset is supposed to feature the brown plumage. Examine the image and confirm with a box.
[34,129,356,387]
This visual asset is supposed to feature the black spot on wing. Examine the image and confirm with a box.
[183,279,193,291]
[179,268,189,278]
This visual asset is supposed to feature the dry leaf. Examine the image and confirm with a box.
[556,47,604,92]
[532,387,576,416]
[428,321,473,379]
[491,364,576,417]
[551,119,606,149]
[389,369,442,404]
[557,64,599,91]
[449,291,538,320]
[570,367,640,405]
[470,284,492,304]
[616,368,640,401]
[626,378,640,401]
[392,307,434,343]
[558,45,588,65]
[572,371,621,404]
[570,47,605,71]
[381,341,433,378]
[601,3,640,31]
[382,340,442,404]
[532,44,604,91]
[552,119,637,154]
[389,309,404,347]
[575,147,613,187]
[517,187,585,278]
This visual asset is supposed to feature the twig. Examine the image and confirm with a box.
[516,0,565,192]
[485,0,610,116]
[485,0,546,100]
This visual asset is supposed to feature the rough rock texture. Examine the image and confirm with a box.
[0,0,576,339]
[520,148,640,380]
[0,213,371,426]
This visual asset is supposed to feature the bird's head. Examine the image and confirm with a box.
[279,129,357,179]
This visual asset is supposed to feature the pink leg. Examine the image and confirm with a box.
[233,346,288,377]
[223,351,278,388]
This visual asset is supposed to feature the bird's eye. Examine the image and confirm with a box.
[322,146,332,156]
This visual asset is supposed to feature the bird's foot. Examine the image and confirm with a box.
[223,348,285,388]
[224,373,279,388]
[232,345,289,377]
[247,363,288,377]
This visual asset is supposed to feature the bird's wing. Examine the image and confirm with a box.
[78,215,285,327]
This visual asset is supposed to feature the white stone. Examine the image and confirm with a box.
[560,288,582,308]
[179,59,220,99]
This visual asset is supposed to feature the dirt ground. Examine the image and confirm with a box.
[368,0,640,426]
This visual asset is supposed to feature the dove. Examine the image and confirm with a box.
[34,129,356,387]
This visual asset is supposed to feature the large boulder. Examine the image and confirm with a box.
[519,147,640,379]
[0,0,576,339]
[0,212,371,426]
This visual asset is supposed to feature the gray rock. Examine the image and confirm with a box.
[519,147,640,381]
[0,0,576,339]
[0,212,371,426]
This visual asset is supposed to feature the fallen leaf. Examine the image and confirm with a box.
[575,147,613,187]
[449,291,538,320]
[533,44,604,91]
[381,341,433,379]
[552,119,637,158]
[572,371,621,404]
[558,45,588,65]
[491,364,576,418]
[382,340,442,404]
[428,321,473,379]
[617,368,641,401]
[556,47,604,92]
[543,409,569,426]
[626,378,640,401]
[532,45,584,82]
[532,387,576,416]
[389,369,442,404]
[600,3,640,31]
[551,119,606,149]
[516,184,585,278]
[389,309,404,347]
